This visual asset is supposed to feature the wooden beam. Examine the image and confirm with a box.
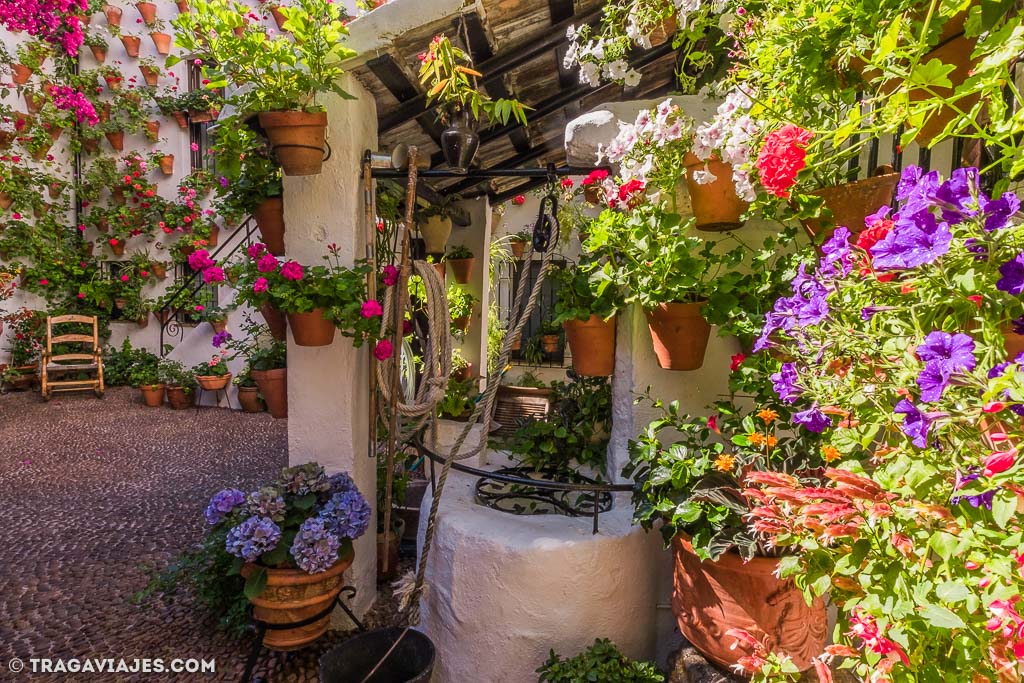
[490,176,552,204]
[379,6,602,134]
[367,53,445,146]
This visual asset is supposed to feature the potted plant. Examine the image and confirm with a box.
[447,284,476,335]
[196,304,229,333]
[552,258,623,377]
[129,349,164,407]
[147,17,172,54]
[135,0,157,24]
[537,639,663,683]
[138,56,161,86]
[103,3,123,27]
[0,307,43,390]
[415,199,458,256]
[159,359,196,409]
[221,315,289,418]
[193,354,231,391]
[170,0,358,176]
[443,244,474,284]
[418,35,530,172]
[508,229,531,259]
[233,365,262,413]
[538,319,561,355]
[13,41,49,84]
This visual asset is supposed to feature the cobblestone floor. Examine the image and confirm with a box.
[0,387,401,683]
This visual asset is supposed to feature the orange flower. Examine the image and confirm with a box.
[757,408,779,424]
[766,435,778,448]
[714,453,736,472]
[822,445,841,462]
[748,433,766,446]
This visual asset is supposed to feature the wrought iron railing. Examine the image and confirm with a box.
[157,216,260,355]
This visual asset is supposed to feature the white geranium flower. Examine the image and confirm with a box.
[565,24,577,40]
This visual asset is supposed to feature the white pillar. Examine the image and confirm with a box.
[284,74,378,615]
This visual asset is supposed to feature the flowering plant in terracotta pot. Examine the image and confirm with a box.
[738,165,1024,681]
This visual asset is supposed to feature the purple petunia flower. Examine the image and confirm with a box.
[819,227,852,278]
[290,517,341,574]
[212,330,233,348]
[917,331,977,372]
[792,406,831,433]
[204,488,246,525]
[917,363,951,403]
[894,399,930,448]
[870,216,952,270]
[770,362,801,404]
[980,191,1021,232]
[895,165,924,202]
[997,253,1024,295]
[319,489,371,540]
[225,516,281,562]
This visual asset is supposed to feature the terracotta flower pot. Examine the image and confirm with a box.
[232,24,245,37]
[647,14,678,47]
[104,4,123,26]
[253,197,286,255]
[24,92,44,114]
[452,315,471,333]
[172,111,188,129]
[453,362,474,382]
[109,240,126,257]
[252,367,287,418]
[150,32,172,55]
[1004,328,1024,360]
[197,373,231,391]
[11,64,32,85]
[0,130,14,149]
[432,262,446,283]
[175,0,189,11]
[47,182,62,199]
[237,386,263,413]
[105,130,124,151]
[447,257,474,284]
[120,35,141,57]
[139,384,166,407]
[159,154,174,175]
[541,334,560,354]
[510,239,528,259]
[801,170,900,242]
[89,45,107,63]
[189,109,216,123]
[144,119,160,140]
[140,65,159,86]
[240,550,353,651]
[136,315,150,328]
[287,309,336,347]
[210,318,228,334]
[260,303,287,342]
[258,110,328,176]
[151,262,167,279]
[0,193,12,210]
[154,309,175,325]
[583,185,602,205]
[671,535,827,671]
[4,365,38,390]
[645,301,711,371]
[269,5,288,30]
[420,215,452,254]
[564,315,616,376]
[207,224,220,247]
[683,154,748,232]
[136,1,157,24]
[166,386,195,409]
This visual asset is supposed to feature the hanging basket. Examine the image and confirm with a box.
[801,169,899,242]
[150,31,172,55]
[287,308,336,347]
[260,302,287,342]
[683,154,748,232]
[564,315,616,376]
[510,239,528,259]
[644,301,710,371]
[253,196,286,255]
[447,257,474,284]
[259,110,329,176]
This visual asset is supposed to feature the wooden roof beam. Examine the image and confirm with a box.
[366,53,445,147]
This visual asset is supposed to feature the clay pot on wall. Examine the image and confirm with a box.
[253,197,286,255]
[287,309,336,347]
[440,108,479,173]
[269,5,288,29]
[671,535,827,671]
[105,130,125,151]
[541,334,560,354]
[89,45,107,63]
[11,64,32,85]
[447,257,474,284]
[419,215,452,254]
[564,315,616,376]
[150,32,172,55]
[172,111,188,129]
[260,303,287,342]
[140,384,165,407]
[683,153,748,232]
[801,168,900,243]
[209,318,228,334]
[104,4,122,26]
[120,35,141,57]
[144,120,160,141]
[108,239,126,256]
[452,315,471,334]
[644,301,711,371]
[237,386,263,413]
[150,262,167,279]
[251,368,287,418]
[140,65,159,86]
[258,111,328,176]
[647,13,678,47]
[176,0,189,11]
[135,1,157,24]
[0,193,12,210]
[159,154,174,175]
[509,238,528,259]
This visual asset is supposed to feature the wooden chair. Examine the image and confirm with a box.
[40,314,105,400]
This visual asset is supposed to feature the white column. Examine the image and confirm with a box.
[284,74,378,616]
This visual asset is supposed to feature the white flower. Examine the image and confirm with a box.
[590,39,605,60]
[604,59,630,81]
[634,108,653,133]
[565,24,577,40]
[623,69,643,87]
[562,42,578,70]
[691,168,718,185]
[579,62,601,86]
[655,97,675,125]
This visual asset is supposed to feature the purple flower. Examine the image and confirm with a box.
[965,238,988,260]
[319,489,371,540]
[770,362,801,404]
[225,516,282,562]
[204,488,246,525]
[895,165,924,202]
[219,176,230,188]
[894,399,930,448]
[212,330,233,348]
[997,253,1024,295]
[246,487,286,522]
[328,471,357,495]
[290,517,341,574]
[980,192,1021,231]
[279,463,331,496]
[916,362,951,402]
[792,406,831,433]
[933,167,980,223]
[819,227,852,278]
[870,216,952,270]
[951,489,996,509]
[989,361,1011,379]
[917,331,976,371]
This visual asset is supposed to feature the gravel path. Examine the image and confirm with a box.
[0,387,400,683]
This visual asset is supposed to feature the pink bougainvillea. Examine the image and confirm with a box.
[49,85,98,125]
[0,0,89,56]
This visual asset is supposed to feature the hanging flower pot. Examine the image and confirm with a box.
[151,261,167,279]
[196,373,232,391]
[140,384,166,408]
[541,334,560,354]
[240,550,353,651]
[237,386,262,413]
[232,24,245,37]
[111,186,126,205]
[432,261,446,283]
[258,110,328,176]
[139,65,159,86]
[440,108,480,173]
[447,257,474,284]
[136,314,150,328]
[509,238,528,259]
[644,301,711,371]
[169,111,187,129]
[11,64,32,85]
[24,92,44,114]
[420,215,452,254]
[47,125,63,143]
[1003,327,1024,360]
[167,386,195,409]
[105,130,125,151]
[0,193,12,210]
[120,35,141,57]
[683,153,748,232]
[108,238,126,256]
[671,535,827,671]
[150,32,172,55]
[287,308,336,347]
[31,142,53,161]
[159,154,174,175]
[104,4,122,26]
[209,318,228,334]
[452,315,471,333]
[801,168,899,242]
[89,45,107,63]
[564,315,616,376]
[269,5,288,30]
[136,1,157,24]
[260,302,287,342]
[251,367,287,418]
[48,182,63,199]
[189,108,217,123]
[253,196,286,255]
[0,130,14,149]
[154,308,175,325]
[144,119,160,141]
[175,0,189,12]
[646,13,678,47]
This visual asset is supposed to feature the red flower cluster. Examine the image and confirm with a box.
[755,124,813,198]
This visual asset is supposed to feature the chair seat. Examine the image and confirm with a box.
[47,363,98,372]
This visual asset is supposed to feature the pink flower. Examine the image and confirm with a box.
[280,261,304,281]
[512,195,525,205]
[194,304,204,312]
[120,274,130,282]
[730,353,746,371]
[382,265,399,286]
[203,267,225,284]
[188,249,215,271]
[257,253,280,273]
[560,178,574,189]
[77,292,85,299]
[361,300,383,318]
[38,278,48,285]
[247,243,267,260]
[755,124,814,198]
[984,448,1017,477]
[253,277,269,293]
[374,338,393,361]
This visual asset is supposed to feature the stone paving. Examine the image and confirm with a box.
[0,387,399,683]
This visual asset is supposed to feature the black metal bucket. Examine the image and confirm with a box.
[320,627,435,683]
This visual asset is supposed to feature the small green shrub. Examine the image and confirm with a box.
[537,639,664,683]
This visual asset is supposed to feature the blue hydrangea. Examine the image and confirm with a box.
[319,489,371,540]
[204,488,246,525]
[246,487,287,522]
[327,471,357,496]
[290,517,341,574]
[225,516,282,563]
[278,463,331,496]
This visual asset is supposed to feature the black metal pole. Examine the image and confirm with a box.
[370,166,601,180]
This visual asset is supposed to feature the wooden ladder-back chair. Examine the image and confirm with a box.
[40,314,104,400]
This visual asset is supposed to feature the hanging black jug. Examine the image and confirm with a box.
[441,108,480,174]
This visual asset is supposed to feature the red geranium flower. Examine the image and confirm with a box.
[755,124,813,198]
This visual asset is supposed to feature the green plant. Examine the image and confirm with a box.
[486,301,506,375]
[438,375,477,419]
[511,371,547,389]
[158,358,195,392]
[1,307,44,366]
[194,354,229,376]
[537,638,664,683]
[444,245,473,261]
[447,284,477,320]
[539,319,561,337]
[551,257,624,325]
[127,348,161,386]
[418,35,529,126]
[169,0,357,113]
[15,40,51,71]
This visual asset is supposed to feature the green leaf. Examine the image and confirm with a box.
[935,581,971,603]
[293,493,317,510]
[244,567,268,600]
[919,604,967,630]
[992,491,1016,529]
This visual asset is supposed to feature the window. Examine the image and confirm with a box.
[502,258,566,367]
[187,62,216,173]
